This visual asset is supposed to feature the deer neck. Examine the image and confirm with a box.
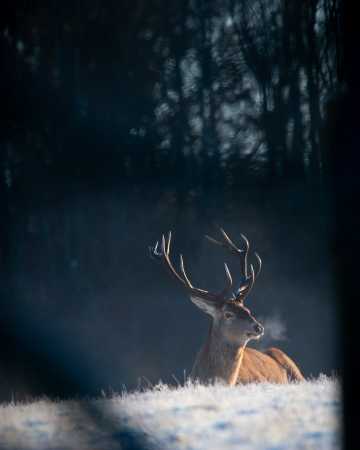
[192,322,246,386]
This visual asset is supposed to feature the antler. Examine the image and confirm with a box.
[205,228,261,302]
[149,231,233,305]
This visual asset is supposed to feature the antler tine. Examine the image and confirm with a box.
[217,262,233,298]
[160,233,188,286]
[247,264,255,293]
[179,254,195,289]
[239,233,250,279]
[239,233,250,250]
[205,228,242,255]
[254,252,262,278]
[204,234,223,246]
[236,264,255,302]
[149,240,159,259]
[161,234,166,253]
[220,227,242,253]
[224,263,233,287]
[166,230,172,254]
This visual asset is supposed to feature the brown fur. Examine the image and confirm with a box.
[238,347,305,383]
[191,325,304,385]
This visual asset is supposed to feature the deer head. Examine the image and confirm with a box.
[150,228,264,347]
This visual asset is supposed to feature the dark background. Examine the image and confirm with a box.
[0,0,348,407]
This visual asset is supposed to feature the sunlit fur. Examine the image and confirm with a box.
[190,299,304,385]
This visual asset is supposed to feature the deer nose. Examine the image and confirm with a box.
[253,323,264,335]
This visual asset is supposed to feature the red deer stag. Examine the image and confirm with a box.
[150,228,304,385]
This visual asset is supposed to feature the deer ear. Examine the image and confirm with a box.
[190,295,219,317]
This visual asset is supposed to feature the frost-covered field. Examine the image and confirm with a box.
[0,377,341,450]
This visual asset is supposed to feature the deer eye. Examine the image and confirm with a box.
[224,311,235,320]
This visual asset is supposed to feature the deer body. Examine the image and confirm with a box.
[150,228,304,385]
[192,325,304,385]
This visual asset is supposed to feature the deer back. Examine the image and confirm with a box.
[238,347,304,383]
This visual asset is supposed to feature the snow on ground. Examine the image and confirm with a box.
[0,376,341,450]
